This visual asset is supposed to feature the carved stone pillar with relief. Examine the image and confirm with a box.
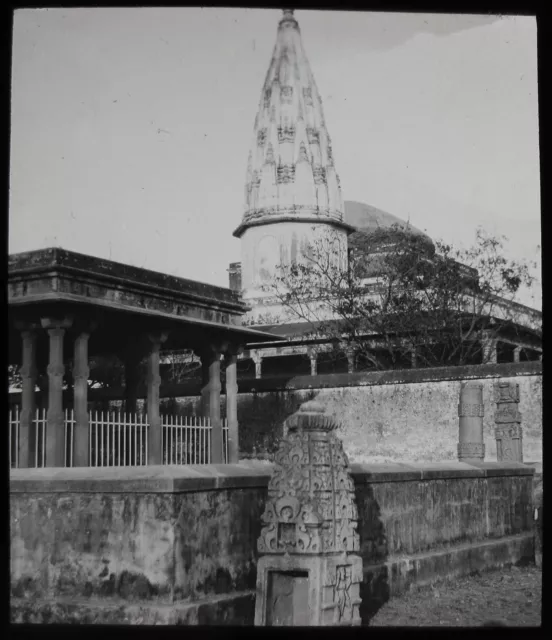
[41,317,73,467]
[457,382,485,461]
[494,382,523,462]
[255,401,362,626]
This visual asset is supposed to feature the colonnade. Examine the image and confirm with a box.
[14,317,242,468]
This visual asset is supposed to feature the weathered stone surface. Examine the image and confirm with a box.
[10,462,535,625]
[254,403,361,626]
[494,381,523,462]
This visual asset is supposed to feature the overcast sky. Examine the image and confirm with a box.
[10,8,541,308]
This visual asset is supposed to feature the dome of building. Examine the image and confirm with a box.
[344,200,432,242]
[343,201,435,277]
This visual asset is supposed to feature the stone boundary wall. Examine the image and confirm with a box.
[10,461,535,625]
[163,362,542,463]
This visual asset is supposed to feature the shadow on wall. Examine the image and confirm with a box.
[354,483,390,624]
[238,387,317,460]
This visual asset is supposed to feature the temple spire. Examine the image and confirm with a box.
[233,9,348,239]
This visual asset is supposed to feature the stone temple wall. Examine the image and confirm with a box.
[10,461,535,625]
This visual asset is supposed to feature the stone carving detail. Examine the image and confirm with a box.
[306,127,319,144]
[264,89,272,108]
[303,87,313,105]
[313,166,326,185]
[255,401,362,626]
[458,403,485,417]
[278,125,296,143]
[277,164,296,184]
[257,128,268,146]
[457,382,485,461]
[494,382,523,462]
[457,442,485,459]
[265,144,275,164]
[281,85,293,103]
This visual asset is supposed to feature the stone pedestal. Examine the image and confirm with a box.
[494,382,523,462]
[457,382,485,461]
[254,401,362,626]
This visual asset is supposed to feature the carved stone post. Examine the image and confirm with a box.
[309,349,318,376]
[457,382,485,461]
[146,332,167,465]
[346,346,355,374]
[73,324,94,467]
[252,352,263,379]
[225,345,242,463]
[494,382,523,462]
[16,324,39,468]
[255,400,362,626]
[200,345,223,463]
[513,347,521,363]
[410,348,417,369]
[42,317,73,467]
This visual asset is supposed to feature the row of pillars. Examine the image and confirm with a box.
[457,380,524,463]
[16,317,242,468]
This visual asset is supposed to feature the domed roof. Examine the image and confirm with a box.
[343,200,431,241]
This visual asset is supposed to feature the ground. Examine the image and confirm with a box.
[370,564,542,627]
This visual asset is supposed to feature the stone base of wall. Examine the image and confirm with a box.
[11,534,533,626]
[10,591,256,626]
[360,533,534,623]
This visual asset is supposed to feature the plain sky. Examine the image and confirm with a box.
[10,8,541,308]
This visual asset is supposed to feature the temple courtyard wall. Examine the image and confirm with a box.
[10,461,535,625]
[154,361,542,463]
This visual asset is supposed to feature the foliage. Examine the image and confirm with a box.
[267,224,538,369]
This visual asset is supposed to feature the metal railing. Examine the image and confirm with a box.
[9,408,229,468]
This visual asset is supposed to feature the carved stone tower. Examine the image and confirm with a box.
[234,10,353,310]
[254,401,362,626]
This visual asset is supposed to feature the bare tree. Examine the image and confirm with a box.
[266,224,538,370]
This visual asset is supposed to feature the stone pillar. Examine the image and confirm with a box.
[72,324,94,467]
[255,400,362,626]
[481,331,497,364]
[457,382,485,461]
[146,332,167,465]
[513,346,521,363]
[225,345,243,463]
[346,346,355,374]
[16,324,39,468]
[200,345,223,463]
[252,352,263,379]
[410,348,417,369]
[309,350,318,376]
[494,382,523,462]
[41,317,73,467]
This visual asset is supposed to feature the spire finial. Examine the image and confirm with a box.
[279,8,297,26]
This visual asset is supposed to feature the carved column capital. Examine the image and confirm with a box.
[147,331,169,348]
[41,316,73,331]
